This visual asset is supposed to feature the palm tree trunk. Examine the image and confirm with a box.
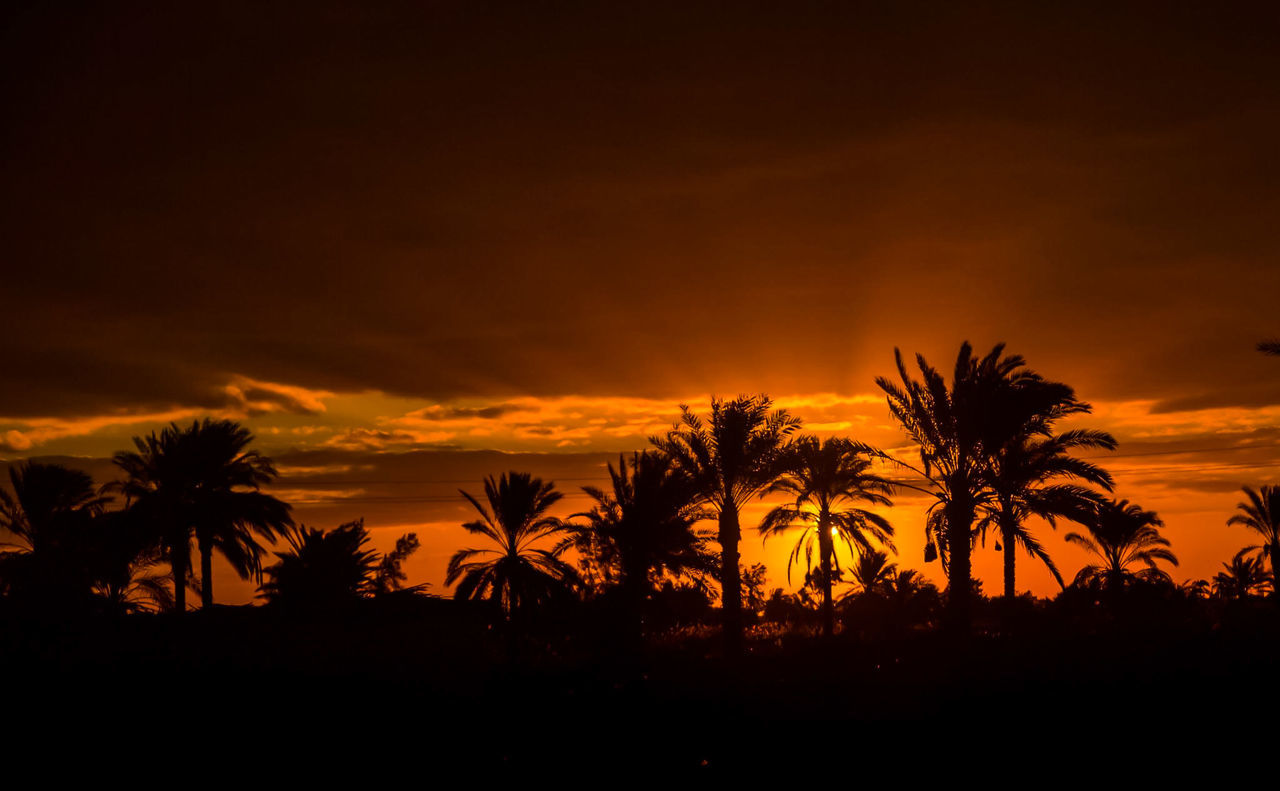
[945,498,973,633]
[1002,518,1016,601]
[818,515,835,638]
[199,533,214,609]
[170,542,187,614]
[719,504,743,656]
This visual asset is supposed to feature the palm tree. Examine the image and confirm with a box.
[446,471,579,621]
[758,436,894,638]
[1227,485,1280,601]
[876,342,1074,629]
[842,548,897,597]
[979,428,1116,600]
[1065,499,1178,590]
[259,519,380,608]
[571,451,714,640]
[108,419,291,612]
[0,461,109,610]
[651,394,802,653]
[1212,549,1273,600]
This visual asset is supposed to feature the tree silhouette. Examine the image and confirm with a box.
[0,461,109,611]
[758,436,895,638]
[371,532,421,596]
[108,419,291,612]
[877,342,1074,629]
[842,548,897,597]
[570,451,714,641]
[260,519,380,608]
[651,394,802,654]
[1065,499,1177,590]
[1227,485,1280,601]
[978,427,1116,600]
[1258,340,1280,356]
[446,472,579,622]
[1212,548,1272,600]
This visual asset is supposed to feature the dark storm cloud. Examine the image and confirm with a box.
[3,1,1279,417]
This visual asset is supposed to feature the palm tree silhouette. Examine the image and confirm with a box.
[260,519,380,608]
[1227,485,1280,601]
[842,548,897,597]
[571,451,714,641]
[446,471,579,622]
[1065,499,1177,590]
[651,394,802,654]
[0,461,109,610]
[876,342,1072,629]
[978,428,1116,600]
[108,419,291,612]
[758,436,895,638]
[1212,548,1272,600]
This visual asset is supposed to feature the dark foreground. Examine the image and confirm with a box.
[5,597,1277,777]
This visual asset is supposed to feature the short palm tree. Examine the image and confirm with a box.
[758,436,894,638]
[108,419,292,612]
[978,429,1115,600]
[652,394,802,653]
[0,461,109,609]
[841,548,897,598]
[1227,485,1280,600]
[446,471,578,621]
[1212,549,1272,600]
[260,519,380,608]
[571,451,714,640]
[1065,499,1178,590]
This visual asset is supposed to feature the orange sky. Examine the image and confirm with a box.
[2,2,1279,604]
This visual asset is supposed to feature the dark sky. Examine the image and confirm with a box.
[3,1,1279,599]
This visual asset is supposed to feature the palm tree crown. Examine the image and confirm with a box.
[1065,499,1178,590]
[758,435,894,637]
[651,394,802,653]
[446,471,578,619]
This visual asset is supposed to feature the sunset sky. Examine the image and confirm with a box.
[3,2,1278,603]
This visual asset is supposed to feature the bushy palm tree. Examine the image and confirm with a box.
[108,419,292,612]
[841,548,897,598]
[1212,549,1272,600]
[571,451,714,640]
[758,436,894,638]
[652,394,801,653]
[260,519,380,608]
[1065,499,1177,590]
[1227,485,1280,600]
[979,429,1115,600]
[446,471,578,621]
[0,461,109,610]
[877,342,1076,629]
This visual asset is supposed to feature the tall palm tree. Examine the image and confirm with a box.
[571,451,714,640]
[108,419,291,612]
[876,342,1074,629]
[0,461,109,610]
[1065,499,1177,590]
[758,436,894,638]
[979,428,1116,600]
[1227,485,1280,601]
[446,471,578,621]
[651,394,802,653]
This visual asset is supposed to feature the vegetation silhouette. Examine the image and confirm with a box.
[1212,548,1272,600]
[446,471,579,623]
[107,419,291,611]
[652,394,802,655]
[1065,499,1178,591]
[758,435,895,638]
[1227,485,1280,601]
[259,518,420,610]
[1259,340,1280,355]
[570,450,715,643]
